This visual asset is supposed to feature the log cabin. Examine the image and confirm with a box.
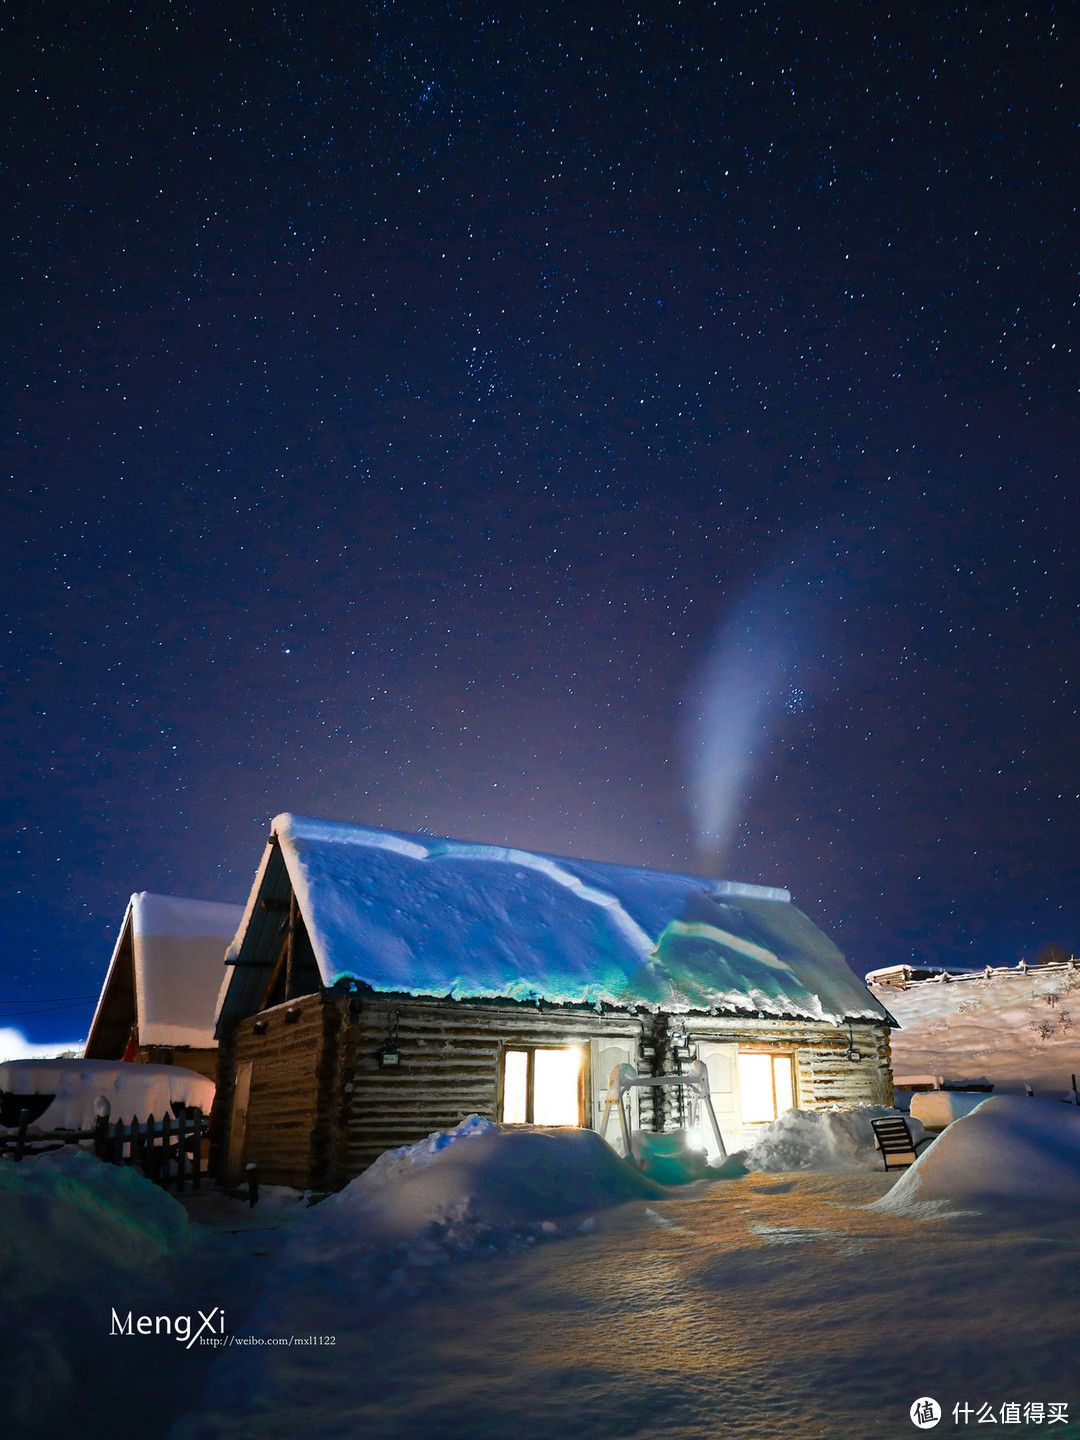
[213,815,897,1189]
[85,892,243,1083]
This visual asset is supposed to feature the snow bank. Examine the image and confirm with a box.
[314,1115,665,1242]
[909,1090,989,1131]
[0,1058,215,1130]
[874,1095,1080,1215]
[735,1106,925,1173]
[283,1116,665,1292]
[0,1146,189,1269]
[0,1149,190,1433]
[0,1029,84,1063]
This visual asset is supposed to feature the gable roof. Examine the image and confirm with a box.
[86,892,244,1055]
[217,814,888,1028]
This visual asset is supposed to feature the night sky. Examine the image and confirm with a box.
[4,2,1079,1047]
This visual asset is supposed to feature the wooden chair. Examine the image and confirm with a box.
[870,1116,935,1171]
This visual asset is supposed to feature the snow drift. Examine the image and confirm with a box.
[0,1146,189,1270]
[282,1117,666,1294]
[312,1115,665,1243]
[874,1095,1080,1215]
[0,1149,189,1436]
[734,1106,925,1173]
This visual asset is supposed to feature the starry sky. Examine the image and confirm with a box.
[4,1,1079,1046]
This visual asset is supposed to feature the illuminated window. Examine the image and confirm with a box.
[501,1047,584,1126]
[737,1052,795,1124]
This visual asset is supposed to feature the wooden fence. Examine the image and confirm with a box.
[0,1106,210,1193]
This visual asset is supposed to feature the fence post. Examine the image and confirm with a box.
[160,1111,173,1187]
[14,1108,28,1162]
[245,1162,258,1209]
[176,1110,188,1193]
[144,1115,154,1176]
[129,1115,142,1174]
[191,1109,202,1191]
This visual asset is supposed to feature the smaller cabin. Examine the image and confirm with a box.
[213,815,897,1190]
[85,892,243,1083]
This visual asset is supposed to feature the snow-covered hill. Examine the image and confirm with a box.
[871,963,1080,1096]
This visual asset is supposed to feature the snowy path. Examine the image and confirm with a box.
[173,1173,1080,1440]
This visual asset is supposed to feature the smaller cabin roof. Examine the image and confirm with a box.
[217,814,889,1028]
[86,892,244,1056]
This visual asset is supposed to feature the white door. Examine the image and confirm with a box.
[695,1041,740,1160]
[591,1038,639,1155]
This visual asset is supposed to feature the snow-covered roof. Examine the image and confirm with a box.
[217,814,888,1027]
[88,892,244,1053]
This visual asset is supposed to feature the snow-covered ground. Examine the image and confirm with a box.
[6,1107,1080,1440]
[873,965,1080,1095]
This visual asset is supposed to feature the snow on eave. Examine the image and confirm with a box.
[708,880,791,903]
[224,841,277,967]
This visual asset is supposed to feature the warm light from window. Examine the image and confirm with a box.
[738,1052,795,1123]
[738,1053,776,1123]
[773,1054,794,1113]
[503,1049,528,1123]
[533,1047,582,1125]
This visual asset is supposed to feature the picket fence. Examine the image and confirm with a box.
[0,1104,210,1193]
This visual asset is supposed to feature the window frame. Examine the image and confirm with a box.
[735,1047,797,1125]
[499,1044,586,1127]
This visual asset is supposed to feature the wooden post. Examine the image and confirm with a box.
[129,1115,141,1173]
[191,1108,202,1191]
[14,1108,28,1162]
[245,1162,258,1209]
[144,1115,155,1175]
[93,1112,108,1160]
[176,1110,188,1193]
[160,1111,173,1187]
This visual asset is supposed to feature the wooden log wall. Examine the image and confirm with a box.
[329,996,644,1187]
[678,1015,894,1129]
[220,997,339,1188]
[138,1045,219,1083]
[213,994,894,1192]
